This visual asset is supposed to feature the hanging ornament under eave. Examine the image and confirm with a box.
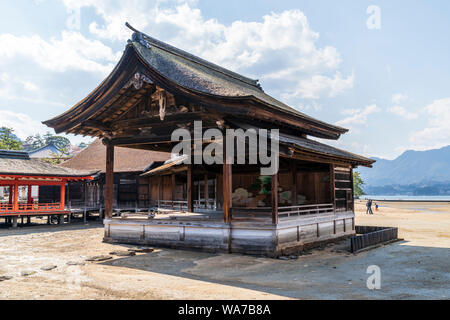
[158,91,167,121]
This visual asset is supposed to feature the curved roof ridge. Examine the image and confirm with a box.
[126,22,263,91]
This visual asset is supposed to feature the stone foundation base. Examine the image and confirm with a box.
[103,212,355,257]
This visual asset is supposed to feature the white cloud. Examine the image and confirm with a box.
[0,31,120,74]
[336,104,380,129]
[290,72,354,100]
[57,1,353,101]
[0,73,39,98]
[388,105,418,120]
[0,72,64,106]
[391,93,408,104]
[409,98,450,150]
[0,110,48,140]
[313,137,372,158]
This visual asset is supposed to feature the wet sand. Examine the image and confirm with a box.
[0,201,448,300]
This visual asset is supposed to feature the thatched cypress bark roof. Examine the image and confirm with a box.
[0,150,95,177]
[60,139,170,173]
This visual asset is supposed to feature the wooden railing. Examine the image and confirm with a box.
[156,200,188,210]
[194,199,216,210]
[154,199,216,211]
[230,207,272,222]
[0,203,13,212]
[278,203,334,218]
[0,202,62,213]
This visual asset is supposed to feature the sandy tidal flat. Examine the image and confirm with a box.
[0,201,448,300]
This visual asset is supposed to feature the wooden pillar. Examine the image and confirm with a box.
[8,185,13,204]
[84,180,88,223]
[59,182,66,210]
[350,167,354,212]
[158,177,163,207]
[291,159,297,206]
[272,174,279,225]
[204,174,209,209]
[27,185,33,204]
[222,136,232,223]
[222,163,232,223]
[12,183,19,212]
[104,140,114,219]
[330,164,336,213]
[187,166,194,212]
[171,174,176,209]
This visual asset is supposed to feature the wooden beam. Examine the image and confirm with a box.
[104,140,114,219]
[110,112,203,131]
[187,165,194,212]
[291,159,297,206]
[272,174,279,225]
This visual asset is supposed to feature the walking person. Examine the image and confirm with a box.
[366,199,374,215]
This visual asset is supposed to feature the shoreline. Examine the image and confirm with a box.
[358,198,450,203]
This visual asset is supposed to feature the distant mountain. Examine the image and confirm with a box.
[357,146,450,195]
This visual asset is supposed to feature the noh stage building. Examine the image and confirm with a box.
[43,24,374,257]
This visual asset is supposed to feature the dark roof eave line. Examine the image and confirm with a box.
[0,173,96,178]
[42,45,136,131]
[287,144,375,167]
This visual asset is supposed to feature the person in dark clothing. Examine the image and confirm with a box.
[366,199,374,215]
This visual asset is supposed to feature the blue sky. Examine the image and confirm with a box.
[0,0,449,159]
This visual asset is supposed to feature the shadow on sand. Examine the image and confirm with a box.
[0,220,103,237]
[98,240,449,299]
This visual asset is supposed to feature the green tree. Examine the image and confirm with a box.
[42,146,70,165]
[27,134,46,150]
[26,132,71,151]
[0,127,23,150]
[44,133,71,151]
[353,171,365,198]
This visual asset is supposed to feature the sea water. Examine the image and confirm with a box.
[360,195,450,201]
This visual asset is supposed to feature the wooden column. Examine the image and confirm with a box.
[222,164,232,223]
[291,159,297,206]
[272,174,279,225]
[60,182,66,210]
[350,167,354,212]
[12,183,19,212]
[187,166,194,212]
[158,177,163,206]
[171,174,176,209]
[204,174,209,209]
[330,164,336,213]
[8,185,13,204]
[104,140,114,219]
[27,185,33,204]
[222,136,233,223]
